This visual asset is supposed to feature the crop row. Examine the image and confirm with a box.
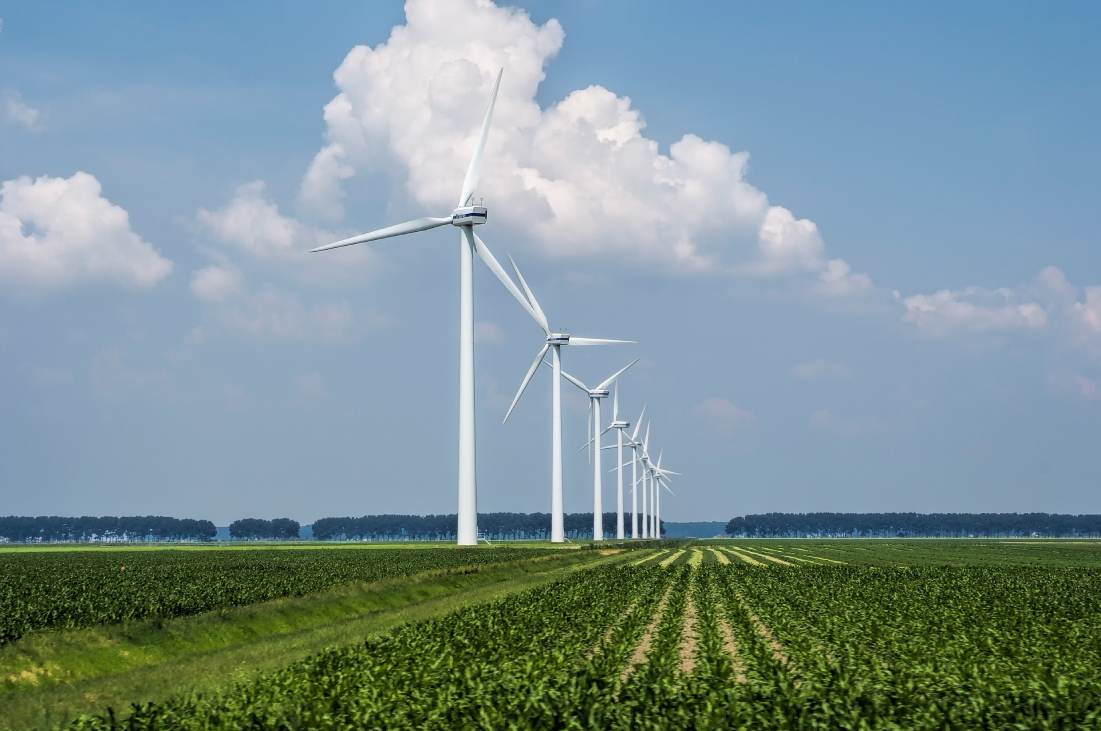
[69,561,1101,729]
[0,547,552,644]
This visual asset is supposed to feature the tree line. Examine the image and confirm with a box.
[0,515,216,543]
[228,518,300,540]
[312,513,663,541]
[725,512,1101,538]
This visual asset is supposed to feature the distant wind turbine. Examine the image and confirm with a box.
[502,259,635,543]
[562,360,638,541]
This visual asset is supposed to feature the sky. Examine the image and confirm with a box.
[1,0,1099,524]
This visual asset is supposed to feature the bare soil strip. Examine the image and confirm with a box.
[716,617,748,683]
[802,554,846,564]
[660,549,687,568]
[733,546,794,566]
[721,547,767,566]
[620,584,674,681]
[631,550,668,566]
[678,592,698,674]
[709,548,731,565]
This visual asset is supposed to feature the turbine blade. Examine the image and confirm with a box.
[458,68,503,207]
[568,337,635,346]
[601,424,614,435]
[612,383,619,420]
[596,358,639,391]
[508,255,549,333]
[310,217,450,252]
[472,233,542,325]
[559,369,590,393]
[503,343,549,423]
[631,405,647,441]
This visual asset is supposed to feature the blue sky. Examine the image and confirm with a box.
[1,1,1099,524]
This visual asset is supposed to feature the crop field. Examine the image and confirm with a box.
[3,540,1100,729]
[0,546,552,644]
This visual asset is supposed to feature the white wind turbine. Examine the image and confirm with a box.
[603,402,646,539]
[502,258,635,543]
[309,70,532,546]
[561,359,638,541]
[650,449,681,539]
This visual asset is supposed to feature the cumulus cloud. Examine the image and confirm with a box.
[198,181,332,260]
[0,172,172,294]
[1070,287,1101,337]
[692,397,755,435]
[4,92,40,131]
[900,285,1048,336]
[791,358,852,381]
[190,264,241,302]
[295,0,860,289]
[816,258,873,298]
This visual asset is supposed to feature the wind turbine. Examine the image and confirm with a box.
[605,404,645,539]
[651,450,681,539]
[502,259,634,543]
[309,70,530,546]
[561,360,638,541]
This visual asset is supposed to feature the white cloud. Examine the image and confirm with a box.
[691,397,755,435]
[4,92,40,131]
[791,358,852,381]
[815,258,873,298]
[474,320,506,344]
[296,0,852,285]
[900,285,1047,336]
[1070,286,1101,337]
[198,181,331,260]
[0,172,172,294]
[190,264,241,302]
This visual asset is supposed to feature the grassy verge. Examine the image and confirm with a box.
[0,548,640,730]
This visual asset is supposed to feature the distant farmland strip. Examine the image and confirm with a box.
[0,547,552,644]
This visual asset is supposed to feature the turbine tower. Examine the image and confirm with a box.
[502,258,634,543]
[310,70,529,545]
[562,360,638,541]
[606,404,646,539]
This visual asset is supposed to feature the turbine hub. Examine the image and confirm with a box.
[451,205,487,226]
[546,333,570,345]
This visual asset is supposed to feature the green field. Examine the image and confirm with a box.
[3,540,1100,729]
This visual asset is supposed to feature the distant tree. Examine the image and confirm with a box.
[0,515,216,542]
[269,518,300,540]
[309,513,658,541]
[228,518,300,540]
[724,513,1101,538]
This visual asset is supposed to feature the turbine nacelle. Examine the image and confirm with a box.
[611,419,630,429]
[451,205,488,226]
[546,333,571,345]
[588,388,610,399]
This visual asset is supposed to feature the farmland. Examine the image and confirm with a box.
[0,546,554,644]
[3,540,1100,729]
